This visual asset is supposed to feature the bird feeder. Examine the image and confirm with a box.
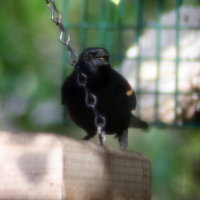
[0,131,151,200]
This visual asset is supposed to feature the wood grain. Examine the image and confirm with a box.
[0,131,151,200]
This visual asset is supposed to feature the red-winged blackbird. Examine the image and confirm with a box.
[62,47,148,149]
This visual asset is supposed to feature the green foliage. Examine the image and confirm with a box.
[0,0,62,130]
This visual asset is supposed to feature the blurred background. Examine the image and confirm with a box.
[0,0,200,199]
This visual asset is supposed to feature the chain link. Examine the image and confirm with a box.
[77,72,106,144]
[45,0,79,66]
[45,0,106,145]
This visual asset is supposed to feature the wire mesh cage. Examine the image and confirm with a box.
[62,0,200,127]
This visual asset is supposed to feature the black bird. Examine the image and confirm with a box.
[62,47,148,149]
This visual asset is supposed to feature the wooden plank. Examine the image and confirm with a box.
[63,139,151,200]
[0,131,64,200]
[0,131,151,200]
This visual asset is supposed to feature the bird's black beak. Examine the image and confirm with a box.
[93,57,109,68]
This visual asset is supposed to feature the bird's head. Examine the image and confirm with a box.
[76,47,110,74]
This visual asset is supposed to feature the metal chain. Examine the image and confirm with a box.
[45,0,79,66]
[77,72,106,145]
[45,0,106,145]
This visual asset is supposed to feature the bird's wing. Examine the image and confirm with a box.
[112,69,137,110]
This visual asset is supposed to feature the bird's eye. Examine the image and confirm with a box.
[99,57,105,61]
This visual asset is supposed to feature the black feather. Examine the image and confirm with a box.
[61,47,148,149]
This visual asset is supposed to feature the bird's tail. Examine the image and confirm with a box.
[129,114,149,130]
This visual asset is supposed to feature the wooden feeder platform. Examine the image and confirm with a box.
[0,131,151,200]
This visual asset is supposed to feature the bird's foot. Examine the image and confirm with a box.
[82,135,92,140]
[82,132,96,140]
[118,130,128,150]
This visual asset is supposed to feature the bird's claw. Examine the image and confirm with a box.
[118,130,128,150]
